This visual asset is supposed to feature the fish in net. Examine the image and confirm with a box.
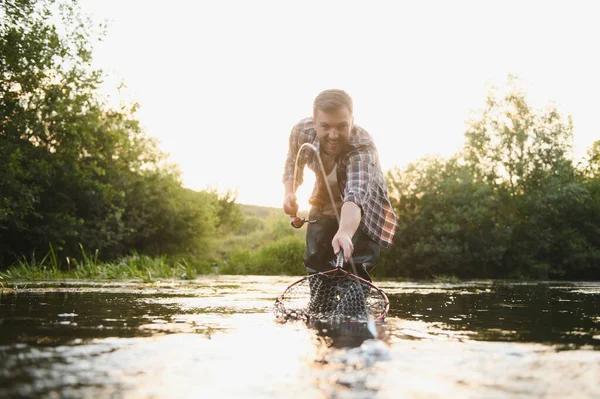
[274,267,389,322]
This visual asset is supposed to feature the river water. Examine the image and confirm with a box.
[1,277,599,398]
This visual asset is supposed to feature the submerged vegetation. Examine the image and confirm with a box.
[1,1,599,281]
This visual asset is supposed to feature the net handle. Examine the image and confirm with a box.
[335,249,344,269]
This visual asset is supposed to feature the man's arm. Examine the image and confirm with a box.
[331,201,361,261]
[333,147,376,261]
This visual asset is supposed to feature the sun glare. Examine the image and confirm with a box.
[80,0,600,208]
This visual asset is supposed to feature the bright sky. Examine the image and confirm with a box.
[80,0,599,208]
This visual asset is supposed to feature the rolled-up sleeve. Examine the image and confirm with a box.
[343,150,375,210]
[337,126,397,248]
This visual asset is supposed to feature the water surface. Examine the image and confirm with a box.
[1,277,599,398]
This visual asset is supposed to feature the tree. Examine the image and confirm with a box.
[584,140,600,178]
[463,77,574,194]
[382,77,600,279]
[0,0,222,266]
[211,189,244,236]
[382,156,507,278]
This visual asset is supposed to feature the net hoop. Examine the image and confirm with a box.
[275,268,390,321]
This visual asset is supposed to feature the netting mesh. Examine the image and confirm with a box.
[274,271,388,321]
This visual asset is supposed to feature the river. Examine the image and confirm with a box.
[1,277,599,398]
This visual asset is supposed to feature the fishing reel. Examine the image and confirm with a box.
[290,216,316,229]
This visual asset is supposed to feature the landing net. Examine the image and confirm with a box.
[274,268,389,322]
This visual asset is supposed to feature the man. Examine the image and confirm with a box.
[282,89,397,282]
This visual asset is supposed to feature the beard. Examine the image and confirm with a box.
[319,136,347,156]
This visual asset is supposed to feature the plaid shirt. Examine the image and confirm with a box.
[283,117,397,248]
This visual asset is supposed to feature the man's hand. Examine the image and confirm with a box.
[332,201,361,263]
[332,231,354,262]
[283,193,299,216]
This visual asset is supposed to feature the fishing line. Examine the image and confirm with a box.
[291,142,359,276]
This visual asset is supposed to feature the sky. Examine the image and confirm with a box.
[79,0,599,208]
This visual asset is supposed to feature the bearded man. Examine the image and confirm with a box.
[282,89,397,282]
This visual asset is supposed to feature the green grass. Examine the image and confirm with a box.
[0,206,307,281]
[219,235,305,275]
[210,210,306,275]
[0,251,214,282]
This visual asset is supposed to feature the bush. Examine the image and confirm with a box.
[220,235,305,275]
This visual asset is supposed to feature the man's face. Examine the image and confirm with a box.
[315,107,353,157]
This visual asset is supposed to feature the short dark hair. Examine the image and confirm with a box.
[313,89,353,116]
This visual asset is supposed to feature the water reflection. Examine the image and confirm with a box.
[308,318,379,348]
[0,278,599,398]
[0,291,182,345]
[385,281,600,347]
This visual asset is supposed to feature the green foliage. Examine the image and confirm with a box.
[212,189,244,236]
[0,205,303,280]
[584,140,600,178]
[0,0,224,268]
[2,1,597,281]
[210,207,305,274]
[381,77,600,279]
[381,156,508,278]
[219,235,305,275]
[235,216,266,235]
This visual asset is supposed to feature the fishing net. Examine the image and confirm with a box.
[274,268,389,322]
[279,143,391,322]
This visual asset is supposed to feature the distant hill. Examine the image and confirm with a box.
[239,204,281,218]
[239,204,308,219]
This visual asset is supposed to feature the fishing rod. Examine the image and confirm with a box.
[288,142,359,276]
